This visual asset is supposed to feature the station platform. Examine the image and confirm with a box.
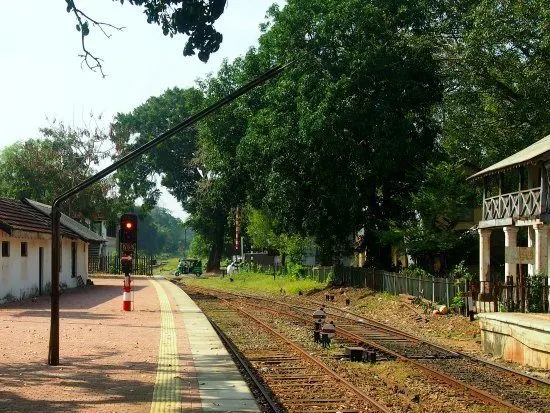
[0,276,259,412]
[477,312,550,369]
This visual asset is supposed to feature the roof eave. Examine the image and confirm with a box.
[0,221,12,235]
[468,157,547,181]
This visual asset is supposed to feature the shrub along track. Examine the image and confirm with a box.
[181,284,549,413]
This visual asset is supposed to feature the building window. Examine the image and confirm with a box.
[2,241,9,257]
[21,242,28,257]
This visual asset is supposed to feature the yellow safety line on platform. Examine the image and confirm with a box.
[150,280,181,413]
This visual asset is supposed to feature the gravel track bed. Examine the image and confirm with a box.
[235,292,549,412]
[254,307,497,413]
[190,289,499,412]
[192,294,383,412]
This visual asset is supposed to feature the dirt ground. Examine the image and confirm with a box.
[304,285,550,380]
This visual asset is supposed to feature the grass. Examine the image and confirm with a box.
[156,257,181,275]
[183,271,328,295]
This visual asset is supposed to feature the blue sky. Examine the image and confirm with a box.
[0,0,282,219]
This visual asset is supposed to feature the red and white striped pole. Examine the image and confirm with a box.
[122,254,133,311]
[123,275,132,311]
[235,206,240,253]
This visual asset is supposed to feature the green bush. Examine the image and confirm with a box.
[450,293,465,313]
[109,254,120,274]
[528,274,547,313]
[401,265,433,279]
[450,260,473,281]
[287,262,307,278]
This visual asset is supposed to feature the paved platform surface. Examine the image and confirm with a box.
[477,312,550,369]
[477,312,550,331]
[0,277,259,412]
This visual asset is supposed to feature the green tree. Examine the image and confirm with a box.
[131,206,189,255]
[110,87,232,265]
[111,87,203,212]
[188,56,270,270]
[0,120,117,219]
[246,208,281,253]
[404,161,478,272]
[441,0,550,168]
[239,0,443,266]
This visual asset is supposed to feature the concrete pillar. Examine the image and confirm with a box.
[503,226,518,283]
[478,228,492,294]
[534,224,549,276]
[528,226,535,276]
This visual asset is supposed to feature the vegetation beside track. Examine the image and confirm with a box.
[180,271,328,295]
[156,257,181,276]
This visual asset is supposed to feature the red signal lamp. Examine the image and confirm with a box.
[120,213,138,245]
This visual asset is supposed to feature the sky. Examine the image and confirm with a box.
[0,0,282,220]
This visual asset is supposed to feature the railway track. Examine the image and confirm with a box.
[182,284,549,412]
[197,294,391,412]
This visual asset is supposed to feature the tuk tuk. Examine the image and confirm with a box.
[175,258,202,276]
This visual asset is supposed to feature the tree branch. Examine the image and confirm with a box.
[66,0,125,77]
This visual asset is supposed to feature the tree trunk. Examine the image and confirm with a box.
[206,244,222,272]
[206,220,225,272]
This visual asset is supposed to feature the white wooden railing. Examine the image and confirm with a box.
[483,187,543,221]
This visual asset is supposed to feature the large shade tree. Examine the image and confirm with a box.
[111,87,203,211]
[441,0,550,168]
[238,0,443,265]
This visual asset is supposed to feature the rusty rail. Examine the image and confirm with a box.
[185,285,530,412]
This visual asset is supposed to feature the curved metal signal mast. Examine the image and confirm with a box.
[48,61,293,365]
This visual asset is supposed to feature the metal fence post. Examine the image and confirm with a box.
[446,278,450,307]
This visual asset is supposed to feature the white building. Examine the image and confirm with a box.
[469,134,550,312]
[0,198,104,303]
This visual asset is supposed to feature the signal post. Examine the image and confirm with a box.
[120,213,138,311]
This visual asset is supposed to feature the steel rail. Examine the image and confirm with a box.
[212,295,391,412]
[187,284,550,387]
[207,317,281,413]
[185,285,527,412]
[314,299,550,387]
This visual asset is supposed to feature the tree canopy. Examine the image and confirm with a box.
[0,120,118,219]
[105,0,550,274]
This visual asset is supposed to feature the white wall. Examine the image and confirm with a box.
[1,230,50,302]
[0,230,88,303]
[60,238,88,288]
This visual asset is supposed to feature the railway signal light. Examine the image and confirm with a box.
[120,213,138,245]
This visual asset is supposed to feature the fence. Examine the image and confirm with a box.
[234,263,550,313]
[88,254,154,276]
[333,267,466,308]
[475,278,549,313]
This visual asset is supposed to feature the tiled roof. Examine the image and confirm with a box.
[25,199,105,243]
[0,198,80,238]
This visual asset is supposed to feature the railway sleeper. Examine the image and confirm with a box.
[406,354,461,360]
